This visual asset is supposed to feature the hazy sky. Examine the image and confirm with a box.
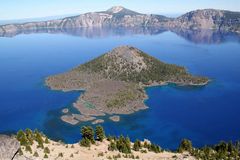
[1,0,239,20]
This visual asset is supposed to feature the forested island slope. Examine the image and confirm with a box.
[46,46,208,125]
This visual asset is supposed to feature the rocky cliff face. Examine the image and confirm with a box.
[0,135,19,160]
[0,6,170,33]
[0,135,33,160]
[0,7,239,35]
[171,9,240,32]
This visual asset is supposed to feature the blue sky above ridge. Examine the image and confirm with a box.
[0,0,240,20]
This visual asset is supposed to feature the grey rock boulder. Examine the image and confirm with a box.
[0,135,20,160]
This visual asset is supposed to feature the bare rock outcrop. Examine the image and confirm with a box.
[0,135,20,160]
[171,9,240,32]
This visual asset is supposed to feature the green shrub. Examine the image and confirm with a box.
[44,147,50,154]
[44,153,48,158]
[107,135,117,142]
[44,137,49,144]
[116,135,131,154]
[33,151,39,157]
[98,152,104,157]
[58,152,63,157]
[141,149,147,153]
[143,141,149,148]
[133,139,142,151]
[25,145,32,153]
[113,153,121,159]
[80,138,91,147]
[37,142,44,149]
[148,143,161,153]
[108,141,117,151]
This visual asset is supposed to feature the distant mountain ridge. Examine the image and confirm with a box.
[0,6,239,35]
[172,9,240,32]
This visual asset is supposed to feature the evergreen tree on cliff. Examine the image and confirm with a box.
[95,125,105,142]
[81,126,95,144]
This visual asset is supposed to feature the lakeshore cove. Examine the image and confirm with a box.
[0,27,240,149]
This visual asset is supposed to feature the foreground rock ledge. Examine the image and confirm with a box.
[46,46,208,123]
[10,137,195,160]
[0,135,21,160]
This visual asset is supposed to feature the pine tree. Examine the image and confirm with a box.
[143,141,149,148]
[133,139,141,151]
[35,131,44,149]
[178,139,193,153]
[108,141,117,151]
[81,126,95,144]
[116,135,131,154]
[25,128,33,145]
[16,130,25,141]
[149,143,161,153]
[95,125,105,142]
[17,130,29,146]
[44,137,49,144]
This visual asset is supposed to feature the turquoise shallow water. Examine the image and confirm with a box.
[0,28,240,149]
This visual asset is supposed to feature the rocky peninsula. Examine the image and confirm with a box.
[46,46,208,124]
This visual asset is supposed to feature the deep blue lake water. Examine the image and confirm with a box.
[0,28,240,149]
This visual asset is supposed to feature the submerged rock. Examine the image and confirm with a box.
[62,108,69,114]
[73,114,96,122]
[109,115,120,122]
[92,119,104,124]
[61,115,79,125]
